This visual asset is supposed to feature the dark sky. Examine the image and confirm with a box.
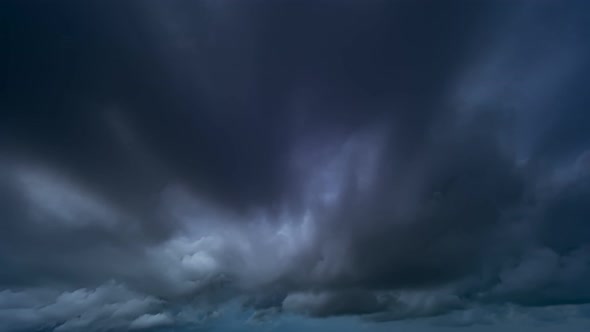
[1,1,590,331]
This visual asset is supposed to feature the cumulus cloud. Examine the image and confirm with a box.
[129,313,173,330]
[0,283,163,332]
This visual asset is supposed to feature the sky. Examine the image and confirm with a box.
[1,0,590,331]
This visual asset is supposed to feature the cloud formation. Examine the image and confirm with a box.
[1,0,590,331]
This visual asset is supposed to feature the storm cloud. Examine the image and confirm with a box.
[1,0,590,331]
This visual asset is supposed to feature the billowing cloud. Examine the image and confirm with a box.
[1,0,590,331]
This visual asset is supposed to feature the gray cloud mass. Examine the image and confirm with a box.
[1,0,590,331]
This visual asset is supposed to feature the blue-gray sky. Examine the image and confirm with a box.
[1,1,590,331]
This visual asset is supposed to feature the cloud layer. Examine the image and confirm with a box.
[1,0,590,331]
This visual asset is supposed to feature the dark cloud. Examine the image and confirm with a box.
[1,0,590,331]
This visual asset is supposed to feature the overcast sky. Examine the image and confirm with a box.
[1,1,590,331]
